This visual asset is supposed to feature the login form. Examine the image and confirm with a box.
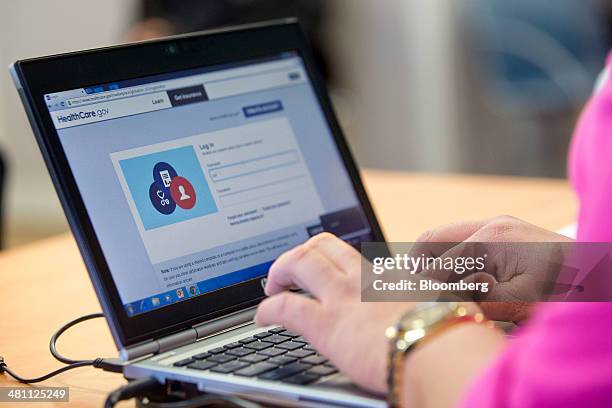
[111,117,325,266]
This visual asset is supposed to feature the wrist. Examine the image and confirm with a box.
[385,302,490,407]
[401,321,504,408]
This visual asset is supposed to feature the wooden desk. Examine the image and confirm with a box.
[0,171,577,407]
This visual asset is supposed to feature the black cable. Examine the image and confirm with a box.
[2,313,261,407]
[0,312,121,384]
[104,377,163,408]
[49,312,104,364]
[137,394,262,408]
[103,378,263,408]
[104,377,262,408]
[0,358,100,384]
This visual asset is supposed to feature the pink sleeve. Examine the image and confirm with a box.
[460,52,612,407]
[569,52,612,242]
[460,303,612,408]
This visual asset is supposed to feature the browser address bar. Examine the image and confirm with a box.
[66,84,166,107]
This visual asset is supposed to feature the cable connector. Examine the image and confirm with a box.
[94,358,124,373]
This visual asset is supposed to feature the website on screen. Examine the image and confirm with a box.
[45,53,372,316]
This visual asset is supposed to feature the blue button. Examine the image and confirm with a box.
[242,101,283,117]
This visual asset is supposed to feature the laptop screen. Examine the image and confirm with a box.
[44,52,373,317]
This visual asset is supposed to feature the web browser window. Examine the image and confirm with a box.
[45,53,373,317]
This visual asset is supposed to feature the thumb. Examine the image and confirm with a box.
[459,271,497,302]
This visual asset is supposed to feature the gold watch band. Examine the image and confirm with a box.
[386,303,491,407]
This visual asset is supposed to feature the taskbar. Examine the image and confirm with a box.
[124,260,272,317]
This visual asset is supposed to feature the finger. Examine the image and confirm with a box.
[408,220,492,268]
[265,243,345,300]
[419,220,518,281]
[459,271,497,302]
[306,232,362,275]
[479,301,533,323]
[418,240,487,283]
[416,219,492,244]
[255,292,325,340]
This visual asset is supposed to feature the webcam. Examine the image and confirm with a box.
[164,44,179,56]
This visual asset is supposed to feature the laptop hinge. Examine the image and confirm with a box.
[193,306,257,340]
[119,306,257,361]
[120,328,197,361]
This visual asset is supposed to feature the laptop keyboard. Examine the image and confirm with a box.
[172,327,338,385]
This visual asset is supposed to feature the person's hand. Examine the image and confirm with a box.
[255,233,415,394]
[414,216,574,322]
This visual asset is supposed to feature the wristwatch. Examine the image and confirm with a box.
[385,302,491,407]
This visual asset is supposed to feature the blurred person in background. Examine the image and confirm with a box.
[126,0,332,83]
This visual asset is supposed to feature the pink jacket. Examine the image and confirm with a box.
[461,56,612,407]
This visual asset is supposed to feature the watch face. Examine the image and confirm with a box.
[400,302,458,331]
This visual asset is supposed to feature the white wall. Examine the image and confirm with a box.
[0,0,136,246]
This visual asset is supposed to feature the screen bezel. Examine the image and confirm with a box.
[12,20,387,348]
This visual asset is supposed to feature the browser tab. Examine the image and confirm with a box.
[167,85,208,107]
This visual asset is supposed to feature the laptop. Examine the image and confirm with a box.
[10,19,387,407]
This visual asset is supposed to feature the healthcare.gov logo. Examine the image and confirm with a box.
[119,146,218,230]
